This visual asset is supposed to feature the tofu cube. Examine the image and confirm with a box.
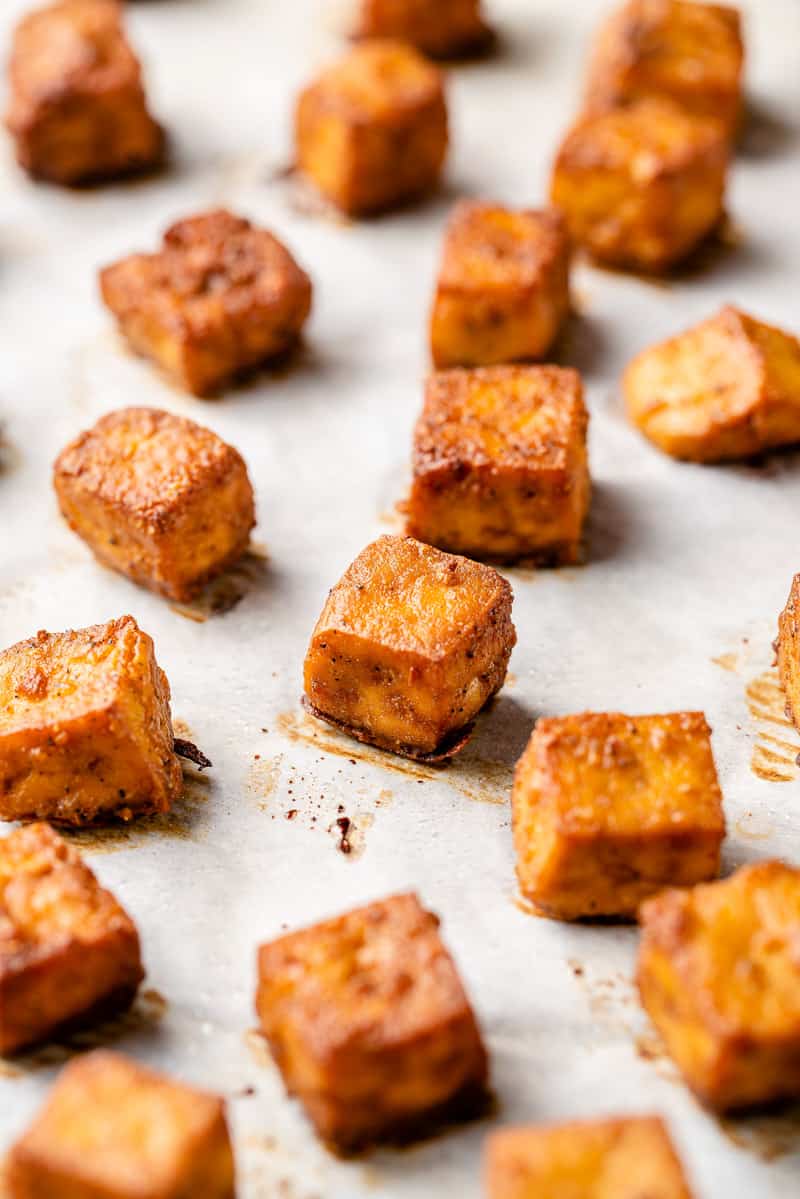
[295,40,448,217]
[584,0,744,139]
[303,535,515,759]
[429,203,571,369]
[550,97,728,272]
[406,366,590,565]
[54,407,256,601]
[100,208,313,397]
[512,712,725,921]
[484,1116,695,1199]
[6,1050,236,1198]
[0,615,183,826]
[352,0,491,59]
[0,823,143,1055]
[637,860,800,1111]
[4,0,163,185]
[255,892,488,1152]
[625,306,800,462]
[777,574,800,732]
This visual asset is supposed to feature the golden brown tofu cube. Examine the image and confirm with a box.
[624,306,800,462]
[54,407,256,601]
[0,823,143,1055]
[429,203,571,369]
[512,712,725,921]
[4,0,163,186]
[352,0,491,59]
[295,40,448,217]
[550,97,728,272]
[0,615,182,826]
[7,1050,235,1198]
[484,1115,695,1199]
[406,366,589,564]
[255,892,488,1153]
[100,208,312,397]
[584,0,744,139]
[777,574,800,732]
[637,860,800,1111]
[303,535,515,759]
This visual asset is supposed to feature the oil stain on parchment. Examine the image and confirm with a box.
[719,1105,800,1164]
[170,544,269,623]
[61,768,211,854]
[744,668,800,783]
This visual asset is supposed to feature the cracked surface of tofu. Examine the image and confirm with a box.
[352,0,491,59]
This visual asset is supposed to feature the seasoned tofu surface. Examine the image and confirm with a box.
[353,0,490,58]
[777,574,800,732]
[256,892,488,1152]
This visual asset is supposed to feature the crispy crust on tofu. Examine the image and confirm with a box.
[352,0,491,59]
[512,712,725,921]
[54,407,256,601]
[0,615,182,826]
[4,0,163,185]
[637,861,800,1111]
[295,40,448,216]
[777,574,800,732]
[406,365,590,565]
[255,892,488,1153]
[99,209,312,396]
[0,823,143,1054]
[303,535,516,757]
[624,306,800,462]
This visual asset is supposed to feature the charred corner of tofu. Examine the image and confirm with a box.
[430,202,571,369]
[777,574,800,732]
[255,892,488,1153]
[6,1050,236,1198]
[512,711,725,921]
[352,0,492,60]
[406,365,590,565]
[637,860,800,1111]
[625,305,800,462]
[99,209,312,396]
[54,407,256,601]
[0,615,183,826]
[4,0,164,185]
[550,97,729,273]
[303,534,516,759]
[0,823,143,1055]
[295,40,448,217]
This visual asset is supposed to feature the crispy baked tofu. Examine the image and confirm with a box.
[0,615,182,826]
[303,535,515,759]
[429,203,571,369]
[624,306,800,462]
[255,892,488,1152]
[484,1115,695,1199]
[6,1050,236,1198]
[0,823,143,1055]
[352,0,491,59]
[777,574,800,732]
[295,40,448,216]
[550,97,728,272]
[584,0,744,139]
[406,366,590,564]
[512,712,725,921]
[4,0,163,185]
[100,209,312,396]
[54,407,256,601]
[637,860,800,1111]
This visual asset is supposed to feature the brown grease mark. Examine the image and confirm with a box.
[61,770,211,853]
[170,548,269,623]
[719,1105,800,1163]
[376,788,393,807]
[247,754,284,812]
[11,988,167,1072]
[244,1028,274,1070]
[713,651,739,673]
[735,813,774,842]
[745,668,800,782]
[0,1061,23,1079]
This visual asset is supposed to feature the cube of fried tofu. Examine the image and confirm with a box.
[777,574,800,732]
[512,712,725,921]
[406,366,590,564]
[0,823,143,1055]
[484,1115,695,1199]
[100,209,312,396]
[303,535,515,759]
[4,0,163,186]
[429,203,571,369]
[54,407,256,601]
[0,615,182,826]
[255,892,488,1152]
[550,97,728,272]
[584,0,744,139]
[295,40,448,217]
[637,860,800,1111]
[6,1050,235,1198]
[624,306,800,462]
[352,0,491,59]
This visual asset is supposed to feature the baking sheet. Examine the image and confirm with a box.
[2,0,800,1194]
